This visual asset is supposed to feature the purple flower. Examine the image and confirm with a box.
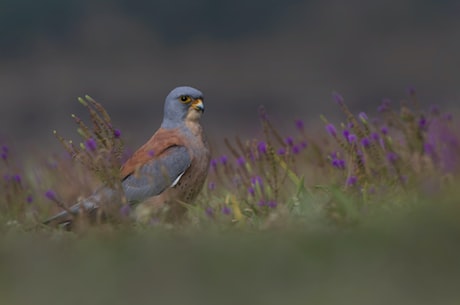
[346,176,358,186]
[220,155,228,165]
[257,200,266,207]
[210,159,218,170]
[300,141,308,149]
[418,116,428,130]
[237,156,246,167]
[443,113,453,121]
[292,145,301,155]
[358,112,368,122]
[387,152,398,163]
[285,137,294,147]
[45,190,57,201]
[205,207,214,217]
[371,132,380,141]
[332,92,344,105]
[267,200,277,208]
[85,138,97,151]
[113,129,121,138]
[222,206,232,215]
[277,148,286,156]
[1,145,8,153]
[347,134,357,143]
[430,105,440,116]
[13,174,21,184]
[208,181,216,191]
[1,152,7,160]
[248,187,255,196]
[380,126,388,135]
[325,124,337,137]
[331,158,346,170]
[342,129,350,139]
[423,142,436,157]
[295,119,304,131]
[257,141,267,154]
[26,195,33,204]
[251,176,263,187]
[378,99,391,113]
[361,137,371,148]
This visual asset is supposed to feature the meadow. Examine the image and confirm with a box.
[1,90,459,304]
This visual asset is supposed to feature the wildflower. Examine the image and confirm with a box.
[26,195,33,204]
[346,176,358,186]
[443,113,453,121]
[347,122,354,129]
[325,123,337,137]
[342,129,350,139]
[380,126,388,135]
[222,206,232,215]
[300,141,307,149]
[332,92,344,105]
[210,159,218,170]
[371,132,380,141]
[1,145,8,153]
[251,176,263,187]
[13,174,21,184]
[295,119,304,131]
[205,207,214,217]
[423,142,436,156]
[378,99,390,113]
[430,105,440,116]
[220,155,228,165]
[257,141,267,154]
[45,190,57,201]
[248,187,255,196]
[267,200,278,208]
[285,136,294,147]
[292,145,301,155]
[361,137,371,148]
[1,152,7,160]
[208,181,216,191]
[113,129,121,138]
[85,138,97,151]
[358,112,368,123]
[257,200,266,207]
[277,148,286,156]
[347,134,357,143]
[236,156,246,167]
[387,152,398,163]
[418,116,428,131]
[332,159,345,169]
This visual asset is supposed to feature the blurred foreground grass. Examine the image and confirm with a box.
[1,201,460,305]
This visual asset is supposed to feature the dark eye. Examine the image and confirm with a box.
[180,95,190,103]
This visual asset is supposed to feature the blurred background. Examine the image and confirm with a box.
[1,0,459,150]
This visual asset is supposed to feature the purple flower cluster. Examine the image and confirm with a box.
[330,152,345,170]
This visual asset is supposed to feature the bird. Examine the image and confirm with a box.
[44,86,211,228]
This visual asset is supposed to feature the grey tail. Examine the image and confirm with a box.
[42,187,114,229]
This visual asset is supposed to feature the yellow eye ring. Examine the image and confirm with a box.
[180,95,191,103]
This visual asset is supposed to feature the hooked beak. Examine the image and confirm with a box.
[192,98,204,113]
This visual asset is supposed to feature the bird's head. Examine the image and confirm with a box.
[162,86,205,128]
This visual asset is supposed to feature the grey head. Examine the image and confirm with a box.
[161,86,205,129]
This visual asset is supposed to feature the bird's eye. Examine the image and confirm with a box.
[180,95,191,103]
